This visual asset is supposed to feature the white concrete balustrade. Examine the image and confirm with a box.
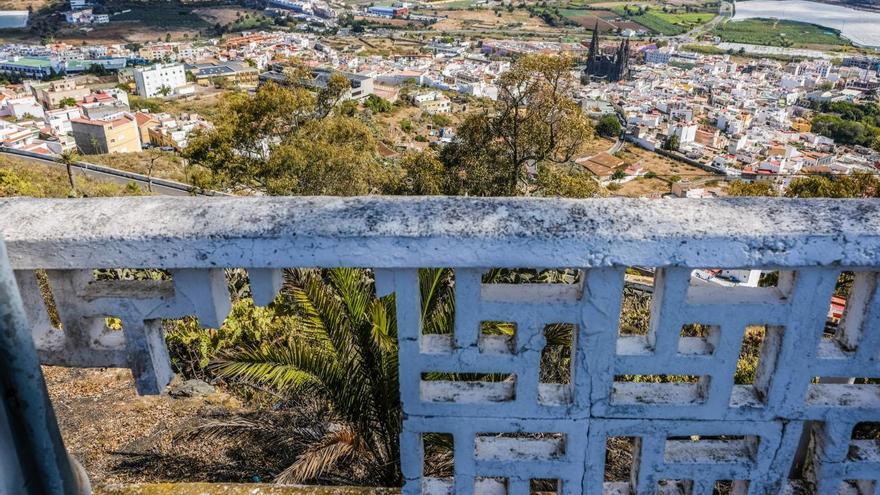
[0,196,879,495]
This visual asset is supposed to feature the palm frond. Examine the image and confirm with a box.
[212,345,336,393]
[420,268,455,335]
[178,416,266,443]
[275,427,365,484]
[369,298,396,353]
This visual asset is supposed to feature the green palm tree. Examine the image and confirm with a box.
[212,268,421,485]
[59,150,80,195]
[207,267,574,485]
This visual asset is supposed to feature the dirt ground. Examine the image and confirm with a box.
[194,7,265,26]
[430,9,554,32]
[616,144,708,181]
[49,24,202,45]
[613,176,670,197]
[581,136,617,156]
[44,366,317,484]
[0,0,57,9]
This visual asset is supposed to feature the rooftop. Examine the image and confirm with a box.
[1,56,54,68]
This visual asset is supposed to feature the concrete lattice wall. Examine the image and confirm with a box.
[0,197,879,495]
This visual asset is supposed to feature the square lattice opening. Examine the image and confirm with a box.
[849,422,880,461]
[823,272,878,355]
[686,269,794,304]
[730,325,784,408]
[422,432,454,480]
[604,436,639,483]
[618,268,653,337]
[656,479,691,494]
[538,323,576,406]
[807,377,880,408]
[475,477,508,495]
[480,321,516,355]
[713,480,751,494]
[841,480,877,494]
[530,479,561,494]
[678,323,719,356]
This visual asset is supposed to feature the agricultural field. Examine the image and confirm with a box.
[714,18,850,47]
[622,12,684,34]
[557,8,621,30]
[612,6,714,34]
[652,11,714,28]
[428,8,556,32]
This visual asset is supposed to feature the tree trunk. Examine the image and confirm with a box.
[66,163,76,192]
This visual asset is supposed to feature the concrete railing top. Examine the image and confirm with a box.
[1,196,880,269]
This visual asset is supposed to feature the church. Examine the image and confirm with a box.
[582,27,631,83]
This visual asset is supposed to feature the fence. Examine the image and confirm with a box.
[0,196,879,495]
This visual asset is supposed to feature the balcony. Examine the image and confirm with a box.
[1,196,879,495]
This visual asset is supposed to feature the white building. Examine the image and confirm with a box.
[45,107,83,136]
[64,9,109,25]
[133,64,191,98]
[1,96,45,120]
[411,91,451,114]
[644,49,672,65]
[671,122,697,144]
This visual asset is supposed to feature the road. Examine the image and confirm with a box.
[0,148,223,197]
[680,0,734,40]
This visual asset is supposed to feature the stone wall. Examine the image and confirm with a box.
[1,197,879,494]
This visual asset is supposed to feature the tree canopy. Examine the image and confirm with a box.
[183,74,390,195]
[596,114,622,138]
[439,54,594,196]
[184,55,602,199]
[726,172,880,198]
[811,101,880,151]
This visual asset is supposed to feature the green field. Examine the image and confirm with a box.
[610,4,717,35]
[111,4,210,28]
[653,11,714,28]
[714,18,849,47]
[611,8,681,35]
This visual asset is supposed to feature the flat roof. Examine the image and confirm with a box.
[0,57,53,68]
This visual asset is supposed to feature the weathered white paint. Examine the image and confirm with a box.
[0,197,878,494]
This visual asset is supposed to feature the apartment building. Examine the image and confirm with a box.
[133,64,191,98]
[70,115,142,154]
[30,78,91,109]
[45,107,83,136]
[411,91,451,114]
[187,62,259,88]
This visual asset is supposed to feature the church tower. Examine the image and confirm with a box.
[583,26,631,83]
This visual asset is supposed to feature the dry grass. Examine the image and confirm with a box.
[616,144,707,180]
[0,155,147,198]
[44,366,316,484]
[430,8,553,31]
[581,136,617,156]
[0,0,58,9]
[86,151,190,183]
[613,176,670,197]
[194,7,265,26]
